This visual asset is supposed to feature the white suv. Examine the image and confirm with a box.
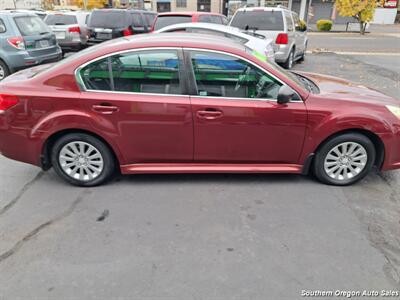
[230,6,308,69]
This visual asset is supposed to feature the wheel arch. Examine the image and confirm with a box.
[41,128,121,171]
[303,128,385,174]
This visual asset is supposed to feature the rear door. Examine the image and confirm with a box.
[13,15,58,57]
[78,48,193,164]
[185,49,307,163]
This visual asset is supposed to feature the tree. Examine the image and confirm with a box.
[74,0,108,10]
[335,0,378,34]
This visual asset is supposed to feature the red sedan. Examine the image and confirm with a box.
[0,33,399,186]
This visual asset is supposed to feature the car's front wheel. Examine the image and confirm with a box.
[313,133,376,186]
[51,133,116,186]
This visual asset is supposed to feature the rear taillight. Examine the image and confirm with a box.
[123,28,133,36]
[7,37,25,50]
[275,33,288,45]
[68,26,81,33]
[0,94,19,112]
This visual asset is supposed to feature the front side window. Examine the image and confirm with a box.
[79,50,182,95]
[189,51,281,99]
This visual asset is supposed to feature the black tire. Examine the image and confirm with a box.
[282,48,294,69]
[0,60,10,81]
[51,133,116,186]
[313,133,376,186]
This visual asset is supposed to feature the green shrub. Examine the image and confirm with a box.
[316,19,333,31]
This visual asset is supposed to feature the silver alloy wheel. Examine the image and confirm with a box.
[0,65,5,80]
[324,142,368,181]
[59,141,104,182]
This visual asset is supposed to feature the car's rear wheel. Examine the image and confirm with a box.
[282,49,294,69]
[51,133,115,186]
[313,133,376,185]
[0,60,10,81]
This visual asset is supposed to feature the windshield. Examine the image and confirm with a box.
[154,15,192,30]
[88,10,130,28]
[14,16,50,36]
[231,11,284,31]
[45,14,77,25]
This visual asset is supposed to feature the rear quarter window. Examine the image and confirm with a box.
[154,15,192,30]
[14,16,50,36]
[230,10,284,31]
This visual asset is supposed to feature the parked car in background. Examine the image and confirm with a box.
[0,10,62,80]
[45,11,90,53]
[153,12,228,31]
[156,22,275,62]
[1,33,399,187]
[87,9,156,45]
[230,6,307,69]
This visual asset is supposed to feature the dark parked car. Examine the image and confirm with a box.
[0,10,62,80]
[86,9,156,44]
[0,33,399,186]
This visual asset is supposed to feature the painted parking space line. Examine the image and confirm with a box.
[307,50,400,56]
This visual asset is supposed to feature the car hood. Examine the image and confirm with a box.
[299,71,399,106]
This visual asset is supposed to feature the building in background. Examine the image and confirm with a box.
[0,0,41,9]
[147,0,228,13]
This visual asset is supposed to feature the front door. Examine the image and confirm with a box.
[186,50,307,164]
[78,49,193,164]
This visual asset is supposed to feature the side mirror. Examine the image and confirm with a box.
[277,85,296,104]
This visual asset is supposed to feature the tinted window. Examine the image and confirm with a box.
[198,15,212,23]
[0,19,6,33]
[14,16,49,36]
[210,15,223,24]
[190,51,281,99]
[144,13,156,26]
[80,58,112,91]
[230,11,284,31]
[45,14,77,25]
[88,10,130,28]
[154,15,192,30]
[131,12,143,27]
[111,50,182,94]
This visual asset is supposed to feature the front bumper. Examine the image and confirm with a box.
[380,125,400,171]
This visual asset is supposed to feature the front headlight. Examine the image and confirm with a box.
[386,105,400,119]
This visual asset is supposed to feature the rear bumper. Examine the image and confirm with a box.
[7,47,63,73]
[59,42,85,51]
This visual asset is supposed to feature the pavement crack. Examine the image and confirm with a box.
[0,189,92,264]
[0,171,44,217]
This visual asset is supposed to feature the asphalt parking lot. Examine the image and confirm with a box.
[0,33,399,299]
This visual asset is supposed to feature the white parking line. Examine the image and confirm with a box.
[307,50,400,56]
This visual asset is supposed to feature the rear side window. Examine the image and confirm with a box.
[154,15,192,30]
[88,10,130,28]
[0,19,6,33]
[79,50,183,95]
[45,14,77,25]
[14,16,49,36]
[230,11,284,31]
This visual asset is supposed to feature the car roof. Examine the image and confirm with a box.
[235,6,291,13]
[0,10,39,16]
[158,22,240,33]
[158,11,223,17]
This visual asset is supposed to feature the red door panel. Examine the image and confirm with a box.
[80,92,193,164]
[191,96,307,163]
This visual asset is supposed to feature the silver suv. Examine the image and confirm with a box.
[45,11,90,53]
[0,10,62,80]
[230,6,307,69]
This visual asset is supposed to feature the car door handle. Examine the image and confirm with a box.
[196,109,223,120]
[92,104,119,114]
